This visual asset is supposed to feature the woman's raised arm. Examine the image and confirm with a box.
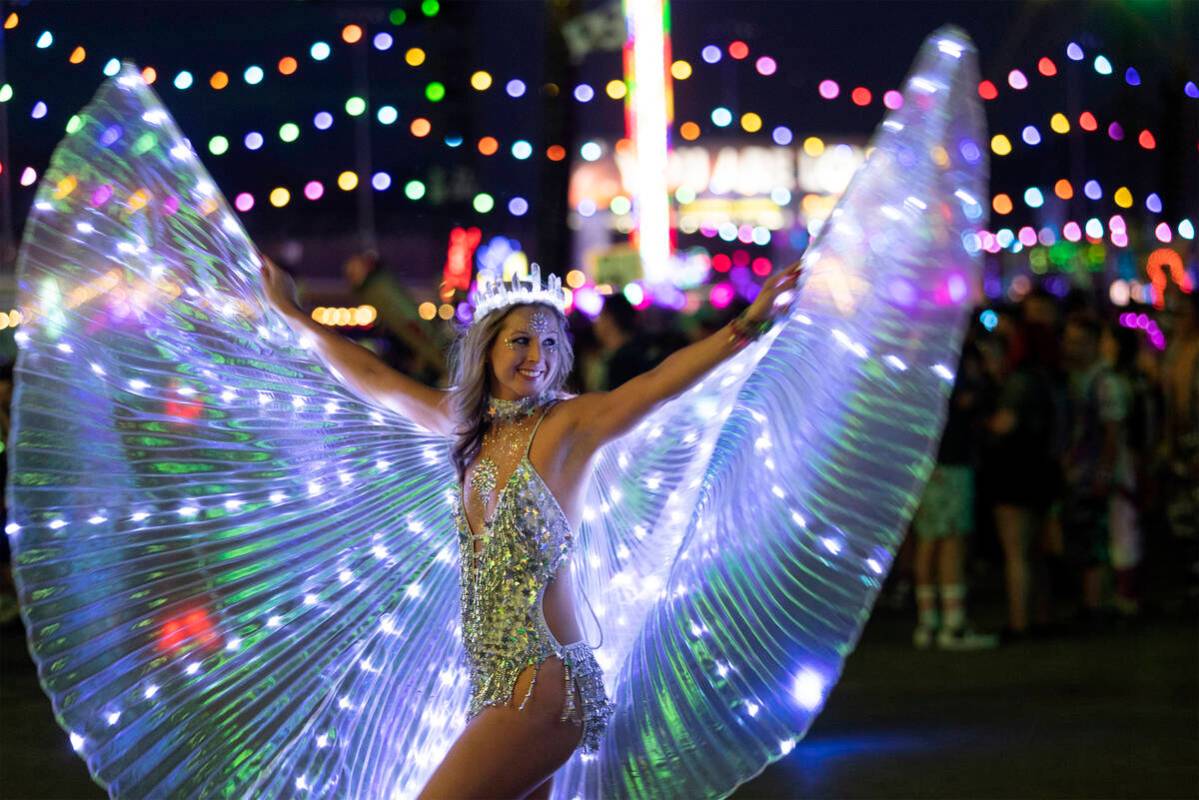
[260,257,455,436]
[565,263,802,451]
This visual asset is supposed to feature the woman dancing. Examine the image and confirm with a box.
[261,258,801,799]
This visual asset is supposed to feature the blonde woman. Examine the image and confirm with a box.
[261,258,801,799]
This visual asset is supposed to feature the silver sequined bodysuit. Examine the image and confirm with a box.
[455,406,614,753]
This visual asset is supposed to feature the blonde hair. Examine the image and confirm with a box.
[447,303,574,481]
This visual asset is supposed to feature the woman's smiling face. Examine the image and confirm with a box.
[488,305,562,400]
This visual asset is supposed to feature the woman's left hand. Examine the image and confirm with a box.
[744,260,803,323]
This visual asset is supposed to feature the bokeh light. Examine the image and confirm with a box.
[338,171,359,191]
[377,105,398,125]
[472,193,495,213]
[470,71,493,91]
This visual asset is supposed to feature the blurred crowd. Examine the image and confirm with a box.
[900,286,1199,650]
[1,255,1197,648]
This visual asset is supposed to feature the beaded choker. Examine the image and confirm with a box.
[486,395,548,422]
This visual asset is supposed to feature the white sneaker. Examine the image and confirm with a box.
[912,624,936,649]
[936,625,999,651]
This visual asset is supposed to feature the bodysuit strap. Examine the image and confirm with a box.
[523,403,555,459]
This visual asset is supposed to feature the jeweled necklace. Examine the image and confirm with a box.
[486,395,547,422]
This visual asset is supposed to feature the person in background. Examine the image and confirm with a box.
[985,318,1060,638]
[1161,291,1199,598]
[1061,312,1127,628]
[911,335,998,650]
[1101,322,1157,620]
[344,251,446,384]
[592,294,656,389]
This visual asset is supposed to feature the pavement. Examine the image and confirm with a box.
[2,602,1196,799]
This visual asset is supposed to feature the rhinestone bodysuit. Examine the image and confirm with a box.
[455,404,615,753]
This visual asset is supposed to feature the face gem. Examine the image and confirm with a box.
[528,310,553,334]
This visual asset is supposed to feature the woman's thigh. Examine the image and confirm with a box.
[418,657,583,800]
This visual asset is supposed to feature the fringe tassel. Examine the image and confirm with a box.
[560,660,576,722]
[516,663,539,711]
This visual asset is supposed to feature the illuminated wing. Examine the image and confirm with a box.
[555,26,986,799]
[7,65,468,799]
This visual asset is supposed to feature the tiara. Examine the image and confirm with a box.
[473,262,567,320]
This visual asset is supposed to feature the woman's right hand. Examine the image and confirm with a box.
[260,255,301,318]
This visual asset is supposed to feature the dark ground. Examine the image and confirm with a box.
[2,599,1196,799]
